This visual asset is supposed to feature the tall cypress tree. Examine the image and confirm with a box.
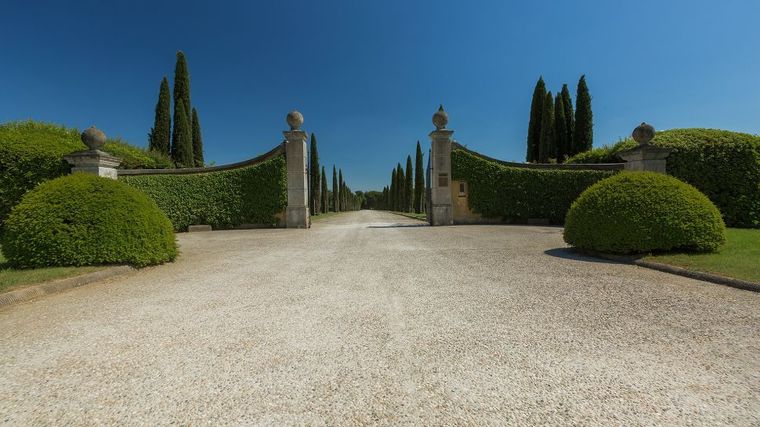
[414,141,424,213]
[149,77,171,155]
[321,166,328,214]
[538,92,555,163]
[171,100,194,167]
[338,169,344,211]
[526,76,546,162]
[560,84,574,153]
[396,163,405,212]
[332,166,339,212]
[309,133,320,215]
[573,75,593,154]
[554,93,568,162]
[173,51,192,127]
[191,108,204,167]
[405,155,413,212]
[390,169,397,211]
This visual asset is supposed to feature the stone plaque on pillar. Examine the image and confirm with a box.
[618,123,672,173]
[283,110,310,228]
[63,126,121,179]
[429,105,454,226]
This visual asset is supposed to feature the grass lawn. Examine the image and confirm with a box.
[310,211,347,222]
[646,228,760,283]
[0,245,103,294]
[390,211,428,221]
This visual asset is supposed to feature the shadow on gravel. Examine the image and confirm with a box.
[367,224,429,229]
[544,247,625,264]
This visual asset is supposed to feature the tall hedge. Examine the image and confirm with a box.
[121,155,287,231]
[566,128,760,227]
[451,149,615,224]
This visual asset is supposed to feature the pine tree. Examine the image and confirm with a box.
[173,51,192,128]
[149,77,171,155]
[191,108,204,167]
[171,100,194,167]
[321,166,328,214]
[560,84,574,154]
[573,75,593,154]
[538,92,555,163]
[338,169,344,211]
[554,93,568,162]
[332,166,339,212]
[526,76,546,162]
[414,141,424,213]
[404,155,413,212]
[309,133,320,215]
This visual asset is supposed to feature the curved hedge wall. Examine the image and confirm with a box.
[566,129,760,227]
[451,149,616,224]
[564,172,726,254]
[2,174,176,268]
[0,121,173,225]
[120,155,287,231]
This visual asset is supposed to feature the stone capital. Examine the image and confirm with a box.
[64,149,121,179]
[283,129,308,144]
[618,145,672,173]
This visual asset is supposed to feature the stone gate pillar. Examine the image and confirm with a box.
[64,126,121,179]
[283,110,310,228]
[618,122,671,173]
[429,106,453,226]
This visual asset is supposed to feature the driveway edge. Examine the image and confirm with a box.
[0,266,135,308]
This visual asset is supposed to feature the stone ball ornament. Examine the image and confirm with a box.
[432,104,448,130]
[286,110,304,130]
[81,126,106,150]
[632,122,655,145]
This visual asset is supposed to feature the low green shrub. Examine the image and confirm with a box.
[566,129,760,227]
[0,121,173,225]
[121,155,287,231]
[451,149,616,224]
[1,174,177,268]
[564,172,726,254]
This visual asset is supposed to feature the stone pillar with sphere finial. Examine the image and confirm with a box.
[283,110,310,228]
[617,123,672,173]
[63,126,121,179]
[429,105,454,226]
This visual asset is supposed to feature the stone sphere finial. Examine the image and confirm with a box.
[286,110,304,130]
[81,126,106,150]
[632,122,655,145]
[432,104,448,130]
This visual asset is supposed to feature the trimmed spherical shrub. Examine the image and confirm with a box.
[1,174,177,268]
[563,172,726,254]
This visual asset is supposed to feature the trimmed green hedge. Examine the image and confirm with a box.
[121,155,287,231]
[566,129,760,227]
[2,174,176,268]
[451,149,616,224]
[564,172,726,254]
[0,121,173,225]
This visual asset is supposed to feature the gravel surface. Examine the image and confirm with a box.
[1,210,758,425]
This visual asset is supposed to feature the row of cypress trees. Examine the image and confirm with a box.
[382,141,426,213]
[526,75,593,163]
[308,133,360,214]
[148,51,204,168]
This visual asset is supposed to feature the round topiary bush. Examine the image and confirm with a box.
[1,173,177,268]
[563,172,726,254]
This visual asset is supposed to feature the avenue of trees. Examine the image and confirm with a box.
[308,133,362,214]
[148,51,205,168]
[526,75,593,163]
[373,141,426,213]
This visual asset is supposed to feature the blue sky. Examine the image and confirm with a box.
[2,0,759,190]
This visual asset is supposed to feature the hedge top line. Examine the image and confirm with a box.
[451,142,625,171]
[119,142,285,176]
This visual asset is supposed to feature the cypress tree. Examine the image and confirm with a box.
[149,77,171,155]
[554,93,568,162]
[309,133,320,214]
[332,166,339,212]
[573,75,593,154]
[171,100,194,167]
[390,169,397,211]
[538,92,555,163]
[191,108,204,167]
[414,141,424,213]
[396,163,405,212]
[404,156,413,212]
[321,166,328,214]
[526,76,546,162]
[560,84,574,153]
[338,169,344,211]
[173,51,192,128]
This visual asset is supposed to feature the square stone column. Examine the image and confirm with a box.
[283,127,310,228]
[618,145,672,173]
[64,150,121,179]
[429,106,454,226]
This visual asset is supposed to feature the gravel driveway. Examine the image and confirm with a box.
[1,210,758,425]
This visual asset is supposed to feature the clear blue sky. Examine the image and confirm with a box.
[2,1,759,191]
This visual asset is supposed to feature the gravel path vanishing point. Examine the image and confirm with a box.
[1,210,758,425]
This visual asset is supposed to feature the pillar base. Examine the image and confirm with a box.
[431,205,453,226]
[286,206,309,229]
